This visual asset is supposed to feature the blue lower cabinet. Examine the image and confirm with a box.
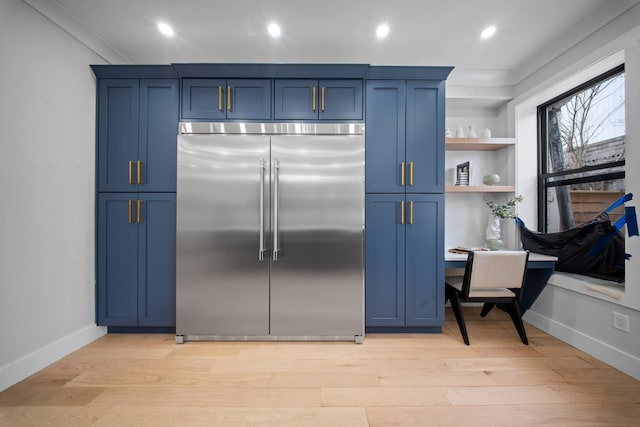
[365,194,443,329]
[97,193,176,327]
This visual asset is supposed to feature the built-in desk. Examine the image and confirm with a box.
[445,251,558,312]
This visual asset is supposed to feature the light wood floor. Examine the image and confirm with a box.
[2,307,640,426]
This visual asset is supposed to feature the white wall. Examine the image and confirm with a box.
[512,4,640,379]
[0,0,106,391]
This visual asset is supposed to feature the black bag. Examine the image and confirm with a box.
[516,193,636,282]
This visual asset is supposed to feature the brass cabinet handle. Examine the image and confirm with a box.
[137,200,142,224]
[400,162,405,186]
[128,161,134,185]
[409,201,414,225]
[128,200,133,224]
[400,200,405,225]
[137,160,142,184]
[218,86,223,111]
[312,86,316,112]
[321,86,325,112]
[227,85,232,112]
[409,162,414,186]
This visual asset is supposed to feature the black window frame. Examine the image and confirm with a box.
[537,64,625,232]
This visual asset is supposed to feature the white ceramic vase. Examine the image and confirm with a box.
[485,216,503,250]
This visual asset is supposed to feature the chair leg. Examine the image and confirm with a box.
[446,286,469,345]
[480,303,495,317]
[507,300,529,345]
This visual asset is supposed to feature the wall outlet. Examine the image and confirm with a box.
[613,312,630,332]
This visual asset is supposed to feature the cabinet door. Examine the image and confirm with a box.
[97,79,139,192]
[139,80,179,192]
[274,79,318,120]
[406,80,445,193]
[181,79,226,120]
[97,193,139,326]
[137,193,176,326]
[365,194,405,327]
[404,194,444,327]
[365,81,406,193]
[227,79,271,120]
[319,79,363,120]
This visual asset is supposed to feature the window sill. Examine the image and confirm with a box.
[547,272,625,302]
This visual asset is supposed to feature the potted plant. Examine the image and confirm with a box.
[483,195,524,250]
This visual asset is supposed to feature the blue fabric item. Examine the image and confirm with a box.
[626,206,638,237]
[604,193,633,213]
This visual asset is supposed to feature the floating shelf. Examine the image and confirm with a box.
[445,137,515,151]
[446,185,515,193]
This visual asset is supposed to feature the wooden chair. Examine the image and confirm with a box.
[445,250,530,345]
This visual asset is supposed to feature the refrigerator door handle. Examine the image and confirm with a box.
[273,158,280,261]
[258,158,267,261]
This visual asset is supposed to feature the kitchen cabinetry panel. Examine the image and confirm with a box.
[274,79,363,120]
[365,194,405,326]
[97,193,176,327]
[365,81,406,193]
[98,79,178,192]
[365,194,444,328]
[97,79,139,192]
[181,78,271,120]
[404,194,444,326]
[406,80,445,193]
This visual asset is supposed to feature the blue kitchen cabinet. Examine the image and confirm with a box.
[182,78,271,120]
[274,79,363,120]
[97,193,176,327]
[98,79,179,193]
[365,80,444,194]
[365,194,444,328]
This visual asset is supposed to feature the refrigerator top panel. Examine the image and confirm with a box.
[180,122,364,136]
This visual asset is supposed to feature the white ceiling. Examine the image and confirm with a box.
[25,0,639,90]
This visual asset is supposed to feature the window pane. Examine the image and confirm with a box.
[545,72,625,174]
[545,179,626,232]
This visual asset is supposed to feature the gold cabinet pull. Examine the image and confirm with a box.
[312,86,316,112]
[137,160,142,184]
[321,86,325,112]
[400,162,405,186]
[218,86,223,111]
[128,200,133,224]
[137,200,142,224]
[400,200,405,225]
[227,85,232,112]
[409,162,414,186]
[128,160,134,185]
[409,201,414,225]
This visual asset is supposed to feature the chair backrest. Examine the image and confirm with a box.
[462,251,529,296]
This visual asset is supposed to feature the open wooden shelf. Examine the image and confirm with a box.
[445,137,515,151]
[446,185,515,193]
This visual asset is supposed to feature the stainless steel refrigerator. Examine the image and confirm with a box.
[176,123,364,343]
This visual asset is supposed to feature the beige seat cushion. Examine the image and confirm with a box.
[446,276,515,298]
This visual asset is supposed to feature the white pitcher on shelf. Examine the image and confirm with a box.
[467,125,477,138]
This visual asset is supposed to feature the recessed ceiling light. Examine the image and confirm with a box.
[376,24,389,39]
[480,25,496,39]
[157,22,174,36]
[268,23,281,38]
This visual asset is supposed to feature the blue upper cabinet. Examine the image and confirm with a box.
[365,81,406,193]
[406,80,445,193]
[182,78,271,120]
[98,78,179,192]
[365,79,445,194]
[274,79,363,120]
[98,79,139,192]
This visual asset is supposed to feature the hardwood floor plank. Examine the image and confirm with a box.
[321,387,450,407]
[446,385,566,405]
[379,368,568,387]
[0,386,105,406]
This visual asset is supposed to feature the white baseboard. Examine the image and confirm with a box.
[524,309,640,381]
[0,324,107,391]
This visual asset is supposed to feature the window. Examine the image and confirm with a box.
[537,65,625,233]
